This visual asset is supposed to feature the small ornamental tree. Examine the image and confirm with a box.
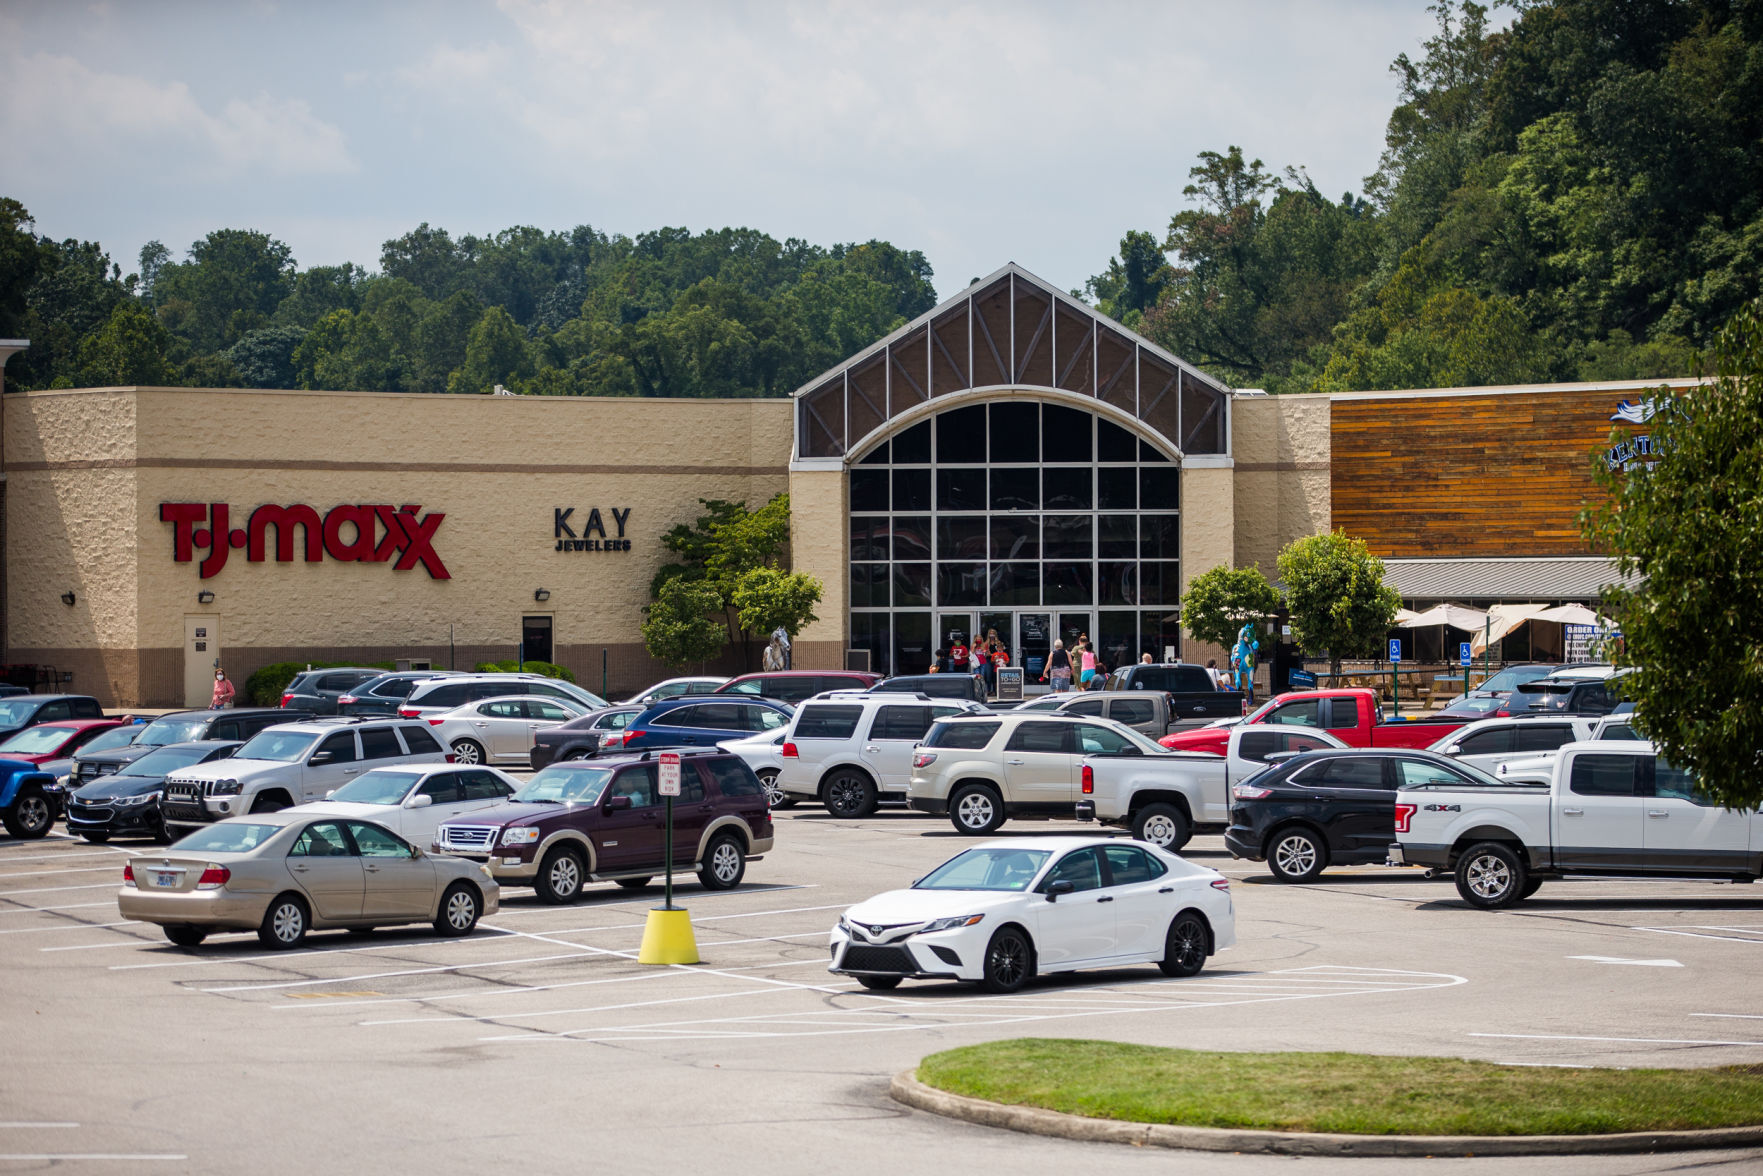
[732,567,822,643]
[641,577,728,669]
[1179,564,1283,651]
[1582,298,1763,809]
[1276,531,1401,679]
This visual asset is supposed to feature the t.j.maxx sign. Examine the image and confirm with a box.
[160,502,450,579]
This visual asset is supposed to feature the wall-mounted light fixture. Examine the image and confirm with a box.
[60,591,76,607]
[533,588,551,602]
[197,590,215,605]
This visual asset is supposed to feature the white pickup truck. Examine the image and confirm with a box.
[1076,724,1346,850]
[1391,739,1762,908]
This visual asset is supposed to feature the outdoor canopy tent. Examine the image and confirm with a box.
[1468,603,1551,657]
[1397,603,1490,632]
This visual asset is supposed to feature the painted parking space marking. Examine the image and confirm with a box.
[1470,1032,1763,1048]
[1634,925,1763,945]
[1566,955,1683,967]
[0,865,126,879]
[0,901,117,915]
[0,921,135,935]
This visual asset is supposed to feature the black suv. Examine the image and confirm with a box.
[434,749,776,903]
[337,671,463,716]
[0,694,104,742]
[66,739,242,843]
[69,707,306,788]
[281,668,387,715]
[1225,748,1492,883]
[1504,674,1627,717]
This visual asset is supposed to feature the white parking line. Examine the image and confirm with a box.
[1691,1013,1763,1020]
[0,1122,77,1128]
[0,901,117,915]
[109,929,516,971]
[0,1154,187,1162]
[0,865,124,879]
[1634,926,1763,944]
[199,949,612,993]
[0,850,130,863]
[1470,1032,1763,1047]
[0,921,134,935]
[0,882,120,896]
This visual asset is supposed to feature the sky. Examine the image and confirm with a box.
[2,0,1451,301]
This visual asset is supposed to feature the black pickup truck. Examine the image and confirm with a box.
[1102,662,1246,729]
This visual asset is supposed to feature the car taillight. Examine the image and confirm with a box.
[197,865,230,889]
[1210,878,1230,892]
[1393,802,1417,834]
[280,693,295,707]
[122,863,136,887]
[1081,764,1094,794]
[444,752,457,763]
[623,729,644,746]
[912,750,937,768]
[1233,783,1273,800]
[337,695,357,705]
[782,741,798,758]
[398,707,420,718]
[1494,708,1509,718]
[427,718,445,726]
[1240,695,1248,715]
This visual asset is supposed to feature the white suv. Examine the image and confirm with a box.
[397,674,608,717]
[778,693,988,817]
[161,718,449,833]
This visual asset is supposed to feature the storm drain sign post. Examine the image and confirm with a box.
[638,752,700,965]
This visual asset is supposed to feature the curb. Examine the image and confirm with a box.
[889,1070,1763,1157]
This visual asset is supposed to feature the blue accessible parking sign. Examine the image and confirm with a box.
[1460,641,1472,666]
[1389,638,1402,663]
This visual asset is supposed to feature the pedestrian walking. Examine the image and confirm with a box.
[1078,639,1100,687]
[211,668,235,708]
[1045,639,1072,692]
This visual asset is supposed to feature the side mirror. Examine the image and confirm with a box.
[409,845,423,859]
[406,793,433,809]
[1443,746,1462,756]
[1044,879,1075,902]
[309,750,333,765]
[606,794,633,811]
[324,789,336,799]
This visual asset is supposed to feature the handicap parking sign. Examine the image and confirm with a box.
[1389,638,1402,663]
[1459,641,1472,666]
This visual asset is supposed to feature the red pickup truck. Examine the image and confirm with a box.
[1158,688,1469,756]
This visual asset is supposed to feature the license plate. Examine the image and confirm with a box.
[153,872,180,888]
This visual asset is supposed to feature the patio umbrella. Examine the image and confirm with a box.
[1532,603,1602,625]
[1398,603,1489,631]
[1393,608,1424,625]
[1469,603,1551,657]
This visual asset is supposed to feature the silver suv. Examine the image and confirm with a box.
[397,674,608,717]
[777,692,988,817]
[162,718,449,833]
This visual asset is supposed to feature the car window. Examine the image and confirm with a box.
[1395,759,1468,789]
[1103,844,1165,885]
[662,704,717,729]
[359,727,404,760]
[741,705,787,732]
[1063,696,1106,716]
[460,770,513,801]
[610,765,658,807]
[594,711,636,731]
[399,725,442,754]
[290,822,355,857]
[1569,754,1639,797]
[528,700,572,722]
[1305,757,1389,789]
[1269,700,1321,728]
[1236,731,1281,762]
[1652,761,1715,805]
[1041,848,1104,892]
[209,721,239,741]
[1514,724,1575,753]
[243,715,284,735]
[1005,721,1073,754]
[36,701,71,722]
[1597,721,1639,741]
[1457,729,1513,756]
[371,678,418,698]
[925,720,1001,750]
[416,773,462,803]
[347,822,412,858]
[1110,698,1155,725]
[706,757,764,798]
[723,679,764,695]
[931,705,969,720]
[869,705,933,741]
[316,673,356,692]
[1074,723,1137,757]
[74,699,103,719]
[1327,698,1361,729]
[1282,732,1336,755]
[315,732,358,763]
[423,684,470,707]
[794,705,865,739]
[481,700,524,718]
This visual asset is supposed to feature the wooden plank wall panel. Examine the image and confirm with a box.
[1330,390,1625,558]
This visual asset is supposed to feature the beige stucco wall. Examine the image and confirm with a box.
[1231,393,1331,575]
[1178,463,1236,665]
[6,387,795,705]
[786,467,847,670]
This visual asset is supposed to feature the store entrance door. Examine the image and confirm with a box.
[1017,613,1051,683]
[183,615,221,708]
[521,616,553,665]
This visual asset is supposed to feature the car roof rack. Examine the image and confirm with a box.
[304,715,388,725]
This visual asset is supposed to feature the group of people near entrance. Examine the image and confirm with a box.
[929,631,1127,694]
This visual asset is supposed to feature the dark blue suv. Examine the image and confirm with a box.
[618,696,794,751]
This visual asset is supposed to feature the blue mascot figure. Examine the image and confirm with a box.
[1232,622,1260,704]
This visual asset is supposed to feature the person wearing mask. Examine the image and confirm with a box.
[949,635,969,674]
[211,668,235,708]
[1044,639,1072,692]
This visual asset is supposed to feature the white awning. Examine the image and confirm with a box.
[1469,603,1552,656]
[1398,603,1489,632]
[1532,603,1603,626]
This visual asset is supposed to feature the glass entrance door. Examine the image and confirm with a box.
[1017,613,1051,682]
[937,613,974,670]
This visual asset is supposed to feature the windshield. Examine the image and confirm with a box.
[236,730,318,762]
[915,847,1052,892]
[80,726,141,754]
[119,746,215,776]
[1243,698,1282,724]
[137,718,208,746]
[0,700,40,725]
[1598,722,1639,741]
[1477,667,1551,695]
[515,765,613,804]
[327,769,420,805]
[0,726,75,754]
[169,822,281,853]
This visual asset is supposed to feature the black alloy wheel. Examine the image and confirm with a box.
[1159,912,1209,977]
[3,790,53,838]
[1267,826,1328,883]
[822,770,878,819]
[980,927,1032,994]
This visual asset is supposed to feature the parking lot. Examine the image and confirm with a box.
[7,802,1763,1174]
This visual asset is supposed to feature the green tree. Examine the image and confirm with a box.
[1582,299,1763,808]
[641,577,730,669]
[1084,230,1171,330]
[292,309,409,392]
[1276,532,1401,678]
[1179,564,1283,651]
[149,228,297,353]
[74,300,173,386]
[0,199,48,342]
[225,325,307,388]
[733,567,823,642]
[447,306,533,394]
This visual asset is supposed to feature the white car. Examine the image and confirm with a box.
[287,763,521,846]
[829,836,1235,993]
[618,676,728,707]
[1427,714,1599,775]
[716,729,790,807]
[1010,692,1090,712]
[426,695,587,765]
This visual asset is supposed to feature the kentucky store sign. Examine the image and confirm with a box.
[160,502,450,579]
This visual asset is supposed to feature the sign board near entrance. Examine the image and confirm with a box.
[995,667,1024,703]
[658,752,681,798]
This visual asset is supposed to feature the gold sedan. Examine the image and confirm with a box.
[119,812,499,948]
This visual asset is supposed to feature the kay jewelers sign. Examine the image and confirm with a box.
[554,506,632,552]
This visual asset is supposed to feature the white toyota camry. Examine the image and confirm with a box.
[829,836,1234,993]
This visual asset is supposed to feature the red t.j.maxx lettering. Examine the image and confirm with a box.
[159,503,450,580]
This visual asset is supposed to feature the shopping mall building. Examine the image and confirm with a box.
[0,265,1689,707]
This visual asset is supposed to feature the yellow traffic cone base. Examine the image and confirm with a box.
[638,907,700,965]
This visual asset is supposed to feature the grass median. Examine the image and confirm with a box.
[915,1040,1763,1136]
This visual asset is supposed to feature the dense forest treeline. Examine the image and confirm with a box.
[2,0,1758,398]
[1086,0,1763,392]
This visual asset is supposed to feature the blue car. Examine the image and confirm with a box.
[618,696,794,751]
[1,760,58,838]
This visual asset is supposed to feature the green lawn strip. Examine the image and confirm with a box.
[915,1040,1763,1136]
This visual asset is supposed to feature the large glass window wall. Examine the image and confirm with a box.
[849,400,1181,677]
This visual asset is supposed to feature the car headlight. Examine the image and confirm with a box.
[115,791,162,807]
[209,778,240,796]
[919,914,984,934]
[500,827,540,846]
